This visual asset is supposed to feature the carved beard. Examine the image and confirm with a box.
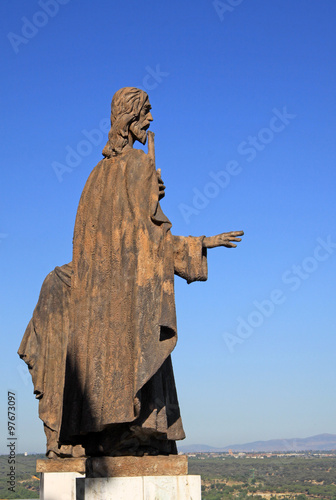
[130,121,147,145]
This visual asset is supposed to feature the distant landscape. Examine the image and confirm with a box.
[178,433,336,453]
[1,434,336,499]
[189,453,336,499]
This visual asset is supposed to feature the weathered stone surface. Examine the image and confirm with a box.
[19,87,244,458]
[37,455,187,477]
[36,458,86,473]
[86,455,188,477]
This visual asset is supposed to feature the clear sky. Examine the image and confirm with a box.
[1,0,335,454]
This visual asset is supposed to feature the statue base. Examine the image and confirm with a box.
[84,475,201,499]
[37,456,201,499]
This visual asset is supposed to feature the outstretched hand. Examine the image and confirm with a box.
[203,231,244,249]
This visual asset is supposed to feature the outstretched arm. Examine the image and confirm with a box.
[203,231,244,249]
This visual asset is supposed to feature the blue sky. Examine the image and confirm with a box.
[1,0,336,454]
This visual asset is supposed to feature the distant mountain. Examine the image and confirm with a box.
[179,444,221,453]
[178,433,336,453]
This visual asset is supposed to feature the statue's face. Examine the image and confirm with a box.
[129,99,153,145]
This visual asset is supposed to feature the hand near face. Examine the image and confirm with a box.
[203,231,244,249]
[156,168,166,200]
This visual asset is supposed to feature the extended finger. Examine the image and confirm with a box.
[229,230,244,236]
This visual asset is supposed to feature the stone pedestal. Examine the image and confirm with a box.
[37,456,201,499]
[37,458,86,500]
[85,475,201,499]
[39,471,85,500]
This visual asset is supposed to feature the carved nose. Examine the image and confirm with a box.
[148,112,153,122]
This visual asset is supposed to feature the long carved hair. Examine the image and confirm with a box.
[102,87,148,157]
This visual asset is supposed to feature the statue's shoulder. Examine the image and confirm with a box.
[115,149,151,176]
[123,148,148,163]
[101,149,148,166]
[88,150,150,183]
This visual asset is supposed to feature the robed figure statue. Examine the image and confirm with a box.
[18,87,243,458]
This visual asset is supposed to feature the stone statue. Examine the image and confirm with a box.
[18,87,243,458]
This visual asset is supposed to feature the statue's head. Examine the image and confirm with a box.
[102,87,153,157]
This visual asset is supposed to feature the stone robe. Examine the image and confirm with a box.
[18,148,208,455]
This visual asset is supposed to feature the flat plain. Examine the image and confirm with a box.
[189,453,336,499]
[1,452,336,499]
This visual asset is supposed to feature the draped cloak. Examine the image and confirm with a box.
[18,148,208,452]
